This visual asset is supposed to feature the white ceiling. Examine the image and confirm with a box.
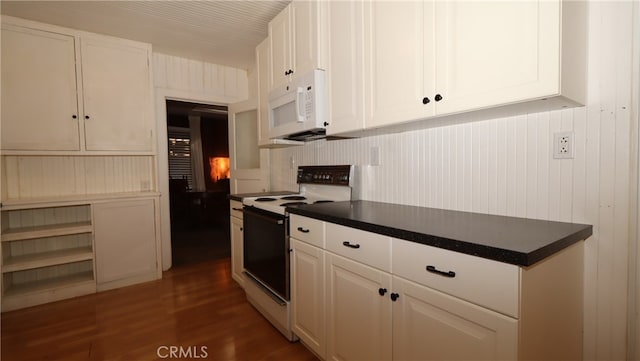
[1,1,290,70]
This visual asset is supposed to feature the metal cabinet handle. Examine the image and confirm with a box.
[426,265,456,278]
[342,241,360,249]
[390,293,400,301]
[378,288,387,296]
[297,227,310,233]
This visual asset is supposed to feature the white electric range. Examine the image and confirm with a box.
[240,165,355,341]
[242,165,355,214]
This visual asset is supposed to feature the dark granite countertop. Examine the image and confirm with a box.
[229,191,298,201]
[286,200,592,267]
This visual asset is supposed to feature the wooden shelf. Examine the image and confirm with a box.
[2,222,92,242]
[3,247,93,273]
[4,271,94,297]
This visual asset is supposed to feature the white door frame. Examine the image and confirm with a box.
[154,88,230,271]
[631,1,640,358]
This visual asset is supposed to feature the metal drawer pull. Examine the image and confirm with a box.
[297,227,310,233]
[426,265,456,278]
[342,241,360,249]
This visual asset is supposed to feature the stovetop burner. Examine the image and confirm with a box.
[281,195,306,201]
[280,201,308,207]
[241,165,354,215]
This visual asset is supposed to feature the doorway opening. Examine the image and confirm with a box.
[166,100,231,266]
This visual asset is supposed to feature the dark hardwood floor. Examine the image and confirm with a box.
[1,258,318,361]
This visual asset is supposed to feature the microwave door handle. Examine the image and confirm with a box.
[296,87,305,123]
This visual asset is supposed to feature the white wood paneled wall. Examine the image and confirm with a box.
[270,2,635,360]
[2,156,155,200]
[152,52,249,101]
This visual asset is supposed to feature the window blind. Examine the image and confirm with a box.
[168,127,193,190]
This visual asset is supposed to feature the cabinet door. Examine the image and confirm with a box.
[291,239,325,358]
[93,199,157,286]
[228,99,269,193]
[268,5,292,91]
[256,38,271,144]
[434,0,560,115]
[326,0,365,135]
[81,37,153,151]
[230,216,244,287]
[326,252,392,361]
[365,1,435,128]
[393,276,517,361]
[291,0,321,76]
[1,25,81,151]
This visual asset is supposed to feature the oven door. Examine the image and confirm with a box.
[242,206,289,301]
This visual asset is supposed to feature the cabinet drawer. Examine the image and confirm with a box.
[392,239,520,318]
[290,215,325,248]
[230,200,243,219]
[326,223,391,272]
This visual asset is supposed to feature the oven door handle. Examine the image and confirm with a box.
[242,207,284,225]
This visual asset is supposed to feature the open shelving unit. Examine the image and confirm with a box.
[1,204,97,311]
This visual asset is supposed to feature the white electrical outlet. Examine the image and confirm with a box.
[553,132,574,159]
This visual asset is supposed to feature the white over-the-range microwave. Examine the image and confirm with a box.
[268,69,327,141]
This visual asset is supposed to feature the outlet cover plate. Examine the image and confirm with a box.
[553,131,574,159]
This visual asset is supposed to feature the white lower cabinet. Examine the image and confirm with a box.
[290,216,584,361]
[291,239,326,358]
[1,197,161,311]
[93,199,158,290]
[325,252,393,361]
[392,276,517,361]
[229,200,245,287]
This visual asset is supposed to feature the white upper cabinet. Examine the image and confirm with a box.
[268,5,292,91]
[365,1,435,129]
[81,36,153,151]
[268,1,325,92]
[1,25,81,151]
[1,17,154,153]
[325,1,366,135]
[327,0,585,134]
[434,1,578,116]
[291,0,323,77]
[256,38,271,144]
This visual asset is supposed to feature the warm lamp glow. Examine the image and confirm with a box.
[210,157,230,182]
